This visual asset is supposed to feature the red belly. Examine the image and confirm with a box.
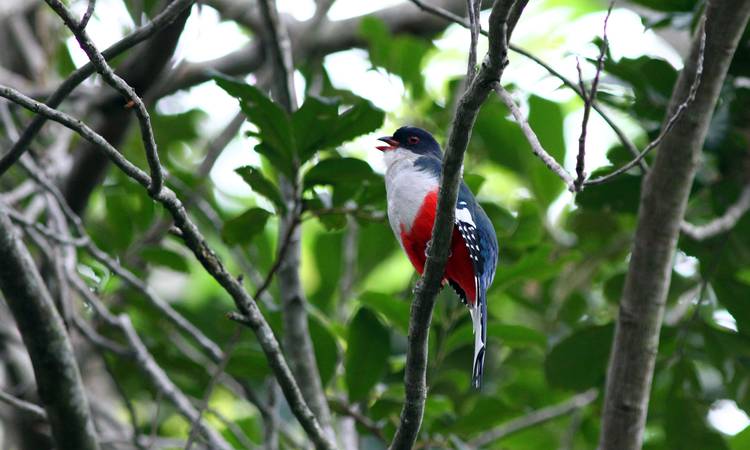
[399,190,477,305]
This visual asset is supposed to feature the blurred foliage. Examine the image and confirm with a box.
[53,0,750,448]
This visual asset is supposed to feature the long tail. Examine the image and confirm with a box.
[469,289,487,389]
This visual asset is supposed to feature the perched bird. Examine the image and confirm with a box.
[377,126,498,389]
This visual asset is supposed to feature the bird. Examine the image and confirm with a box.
[376,126,498,389]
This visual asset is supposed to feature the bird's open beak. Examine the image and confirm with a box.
[376,136,399,152]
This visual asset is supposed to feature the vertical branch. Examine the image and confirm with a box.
[257,0,335,440]
[389,1,522,449]
[574,3,611,191]
[0,204,100,450]
[78,0,96,30]
[466,0,480,83]
[598,3,750,449]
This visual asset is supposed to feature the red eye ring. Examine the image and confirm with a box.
[408,136,420,145]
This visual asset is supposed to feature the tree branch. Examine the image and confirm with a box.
[257,0,335,442]
[470,389,598,447]
[117,315,233,450]
[0,204,100,450]
[495,86,575,190]
[585,18,707,187]
[390,1,522,449]
[680,183,750,240]
[78,0,96,30]
[574,4,611,191]
[598,3,750,449]
[0,389,47,420]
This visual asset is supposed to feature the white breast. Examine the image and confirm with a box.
[383,149,440,241]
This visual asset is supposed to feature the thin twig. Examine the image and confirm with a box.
[0,390,47,420]
[98,339,149,450]
[78,0,97,30]
[575,3,612,191]
[330,397,386,442]
[185,327,243,450]
[495,86,575,190]
[118,315,233,450]
[681,183,750,240]
[466,0,480,83]
[72,315,131,356]
[585,16,707,187]
[45,0,164,194]
[470,389,598,447]
[251,216,301,299]
[3,206,89,246]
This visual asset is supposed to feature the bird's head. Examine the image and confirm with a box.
[376,126,442,160]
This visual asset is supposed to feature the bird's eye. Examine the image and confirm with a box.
[408,136,420,145]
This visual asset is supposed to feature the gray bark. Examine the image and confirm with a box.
[598,2,750,449]
[0,204,100,450]
[257,0,335,442]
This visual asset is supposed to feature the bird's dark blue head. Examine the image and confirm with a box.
[376,126,442,159]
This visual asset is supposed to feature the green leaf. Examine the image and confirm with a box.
[359,17,432,97]
[493,244,568,288]
[665,391,729,450]
[506,201,544,247]
[140,247,190,273]
[235,166,286,213]
[545,324,613,390]
[214,75,296,175]
[714,276,750,334]
[292,96,340,162]
[479,202,517,238]
[292,95,384,163]
[221,208,271,246]
[318,213,348,231]
[445,322,546,355]
[629,0,697,12]
[309,315,340,387]
[577,170,642,214]
[464,173,486,194]
[304,157,377,189]
[151,109,205,152]
[602,55,678,122]
[253,142,295,178]
[358,292,411,333]
[474,95,566,206]
[731,426,750,450]
[345,307,391,401]
[321,99,385,151]
[447,395,512,435]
